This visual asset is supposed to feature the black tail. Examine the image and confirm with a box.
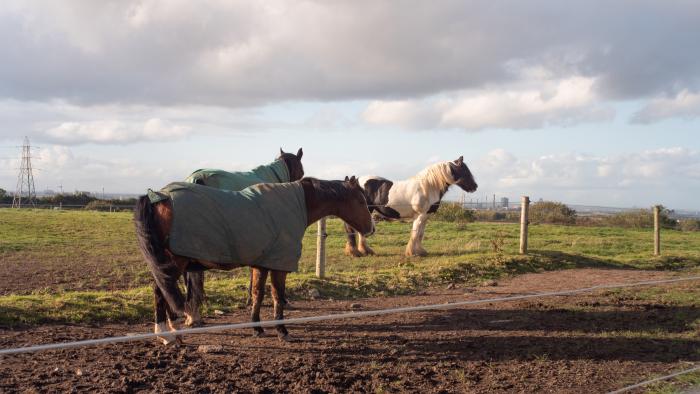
[185,271,206,315]
[134,195,184,314]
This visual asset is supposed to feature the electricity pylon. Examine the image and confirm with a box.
[12,136,37,208]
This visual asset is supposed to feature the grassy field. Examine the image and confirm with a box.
[0,208,699,326]
[598,284,700,394]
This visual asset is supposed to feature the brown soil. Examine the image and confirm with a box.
[0,251,150,295]
[1,269,698,393]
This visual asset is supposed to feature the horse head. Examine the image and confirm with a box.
[342,176,375,236]
[449,156,478,193]
[300,176,374,237]
[278,147,304,181]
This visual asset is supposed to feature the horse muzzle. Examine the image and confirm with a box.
[458,181,478,193]
[363,218,376,237]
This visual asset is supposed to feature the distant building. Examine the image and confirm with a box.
[500,197,509,209]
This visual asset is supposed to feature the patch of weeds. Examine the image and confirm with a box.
[533,353,550,363]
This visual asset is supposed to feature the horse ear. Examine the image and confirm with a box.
[296,147,303,159]
[344,176,350,181]
[454,156,464,165]
[280,147,285,156]
[349,176,357,185]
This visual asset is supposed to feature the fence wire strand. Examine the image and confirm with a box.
[0,276,698,356]
[607,364,700,394]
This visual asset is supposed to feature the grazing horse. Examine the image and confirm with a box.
[345,156,477,257]
[133,177,373,344]
[184,148,304,325]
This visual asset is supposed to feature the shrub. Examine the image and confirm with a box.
[472,210,519,222]
[84,200,115,211]
[601,207,676,229]
[678,219,700,232]
[431,202,475,223]
[529,201,576,225]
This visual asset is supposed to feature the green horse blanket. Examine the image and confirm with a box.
[184,160,289,191]
[148,181,307,272]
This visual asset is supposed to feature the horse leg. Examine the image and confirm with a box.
[357,232,375,256]
[343,222,362,257]
[162,256,191,341]
[406,213,429,257]
[270,270,291,341]
[153,283,175,345]
[246,269,253,307]
[250,267,269,337]
[185,270,205,327]
[154,283,185,345]
[415,214,429,255]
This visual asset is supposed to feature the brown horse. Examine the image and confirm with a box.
[185,148,305,325]
[134,176,373,344]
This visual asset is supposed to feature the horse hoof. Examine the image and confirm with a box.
[359,248,375,256]
[185,320,204,328]
[405,250,428,257]
[345,249,362,258]
[157,335,181,346]
[345,244,363,258]
[278,334,294,342]
[253,330,266,338]
[186,320,204,328]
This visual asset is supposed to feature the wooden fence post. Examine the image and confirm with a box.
[316,217,327,278]
[653,205,661,256]
[519,196,530,255]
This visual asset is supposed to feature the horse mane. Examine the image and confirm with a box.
[412,162,454,195]
[300,177,350,201]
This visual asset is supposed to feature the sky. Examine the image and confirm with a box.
[1,1,699,209]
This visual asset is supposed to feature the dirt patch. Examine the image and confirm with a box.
[0,269,698,393]
[0,254,146,295]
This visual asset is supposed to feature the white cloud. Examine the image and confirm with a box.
[2,1,700,107]
[45,118,190,144]
[12,144,194,194]
[363,101,441,130]
[472,147,700,206]
[632,90,700,123]
[0,99,292,145]
[363,76,615,131]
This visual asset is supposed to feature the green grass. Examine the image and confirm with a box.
[0,209,699,326]
[591,286,700,394]
[645,371,700,394]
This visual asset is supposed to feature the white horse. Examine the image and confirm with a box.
[345,156,477,257]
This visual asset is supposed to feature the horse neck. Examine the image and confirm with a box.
[418,162,453,195]
[280,156,301,181]
[301,181,338,225]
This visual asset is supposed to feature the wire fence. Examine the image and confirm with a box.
[0,276,697,356]
[607,364,700,394]
[0,203,135,211]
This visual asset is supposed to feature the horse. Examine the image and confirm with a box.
[133,176,373,345]
[183,148,304,325]
[344,156,477,257]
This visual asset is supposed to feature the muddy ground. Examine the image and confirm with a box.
[0,269,698,393]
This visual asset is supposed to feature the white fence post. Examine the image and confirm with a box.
[519,196,530,255]
[653,205,661,256]
[316,217,327,278]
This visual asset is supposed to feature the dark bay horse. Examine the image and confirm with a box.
[185,148,304,325]
[134,176,373,344]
